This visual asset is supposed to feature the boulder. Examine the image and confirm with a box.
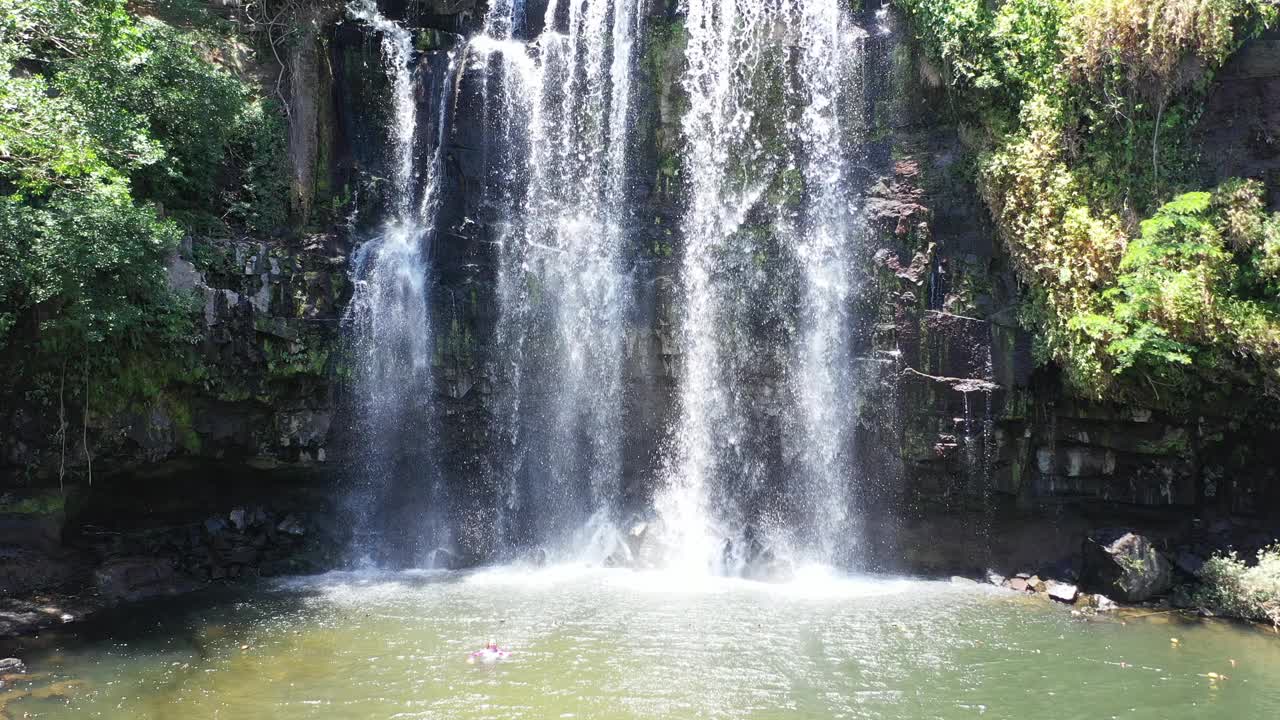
[276,515,306,536]
[1081,529,1173,602]
[93,557,196,604]
[0,657,25,674]
[1046,581,1078,603]
[1078,593,1117,612]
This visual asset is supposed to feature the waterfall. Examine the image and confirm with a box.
[657,0,870,574]
[339,0,883,575]
[477,0,643,561]
[788,0,870,567]
[345,0,459,567]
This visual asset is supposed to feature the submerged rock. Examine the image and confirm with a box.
[1082,530,1173,602]
[1077,593,1117,612]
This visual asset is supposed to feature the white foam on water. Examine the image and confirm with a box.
[270,568,452,606]
[462,563,606,588]
[454,563,930,603]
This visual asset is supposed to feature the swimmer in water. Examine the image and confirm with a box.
[467,638,510,665]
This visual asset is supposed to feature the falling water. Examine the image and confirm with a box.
[657,0,870,574]
[342,0,880,574]
[478,0,643,560]
[788,0,870,567]
[654,0,774,575]
[345,0,459,567]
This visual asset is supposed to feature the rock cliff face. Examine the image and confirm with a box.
[1,2,1278,609]
[858,23,1280,575]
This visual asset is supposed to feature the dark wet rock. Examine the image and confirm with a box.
[229,507,247,531]
[93,557,197,604]
[276,514,306,536]
[1174,551,1206,577]
[0,502,85,595]
[221,545,259,565]
[1082,530,1173,602]
[249,507,269,528]
[1037,557,1080,584]
[429,547,463,570]
[0,546,83,595]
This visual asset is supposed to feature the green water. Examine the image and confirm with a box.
[4,567,1279,719]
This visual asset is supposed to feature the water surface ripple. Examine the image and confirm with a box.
[9,568,1280,719]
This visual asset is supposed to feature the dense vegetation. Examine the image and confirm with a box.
[895,0,1280,408]
[1194,545,1280,625]
[0,0,287,417]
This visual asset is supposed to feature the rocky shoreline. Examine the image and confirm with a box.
[1,493,343,641]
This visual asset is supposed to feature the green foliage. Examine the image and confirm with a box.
[0,187,184,352]
[226,99,291,234]
[58,16,247,207]
[894,0,1066,126]
[265,336,331,380]
[1193,545,1280,626]
[896,0,1279,404]
[1107,181,1280,394]
[0,0,289,420]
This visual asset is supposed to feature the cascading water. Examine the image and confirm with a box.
[342,0,883,575]
[653,0,778,575]
[656,0,871,574]
[787,0,871,568]
[475,0,643,561]
[345,0,459,567]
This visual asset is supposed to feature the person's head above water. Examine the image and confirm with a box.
[487,638,498,650]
